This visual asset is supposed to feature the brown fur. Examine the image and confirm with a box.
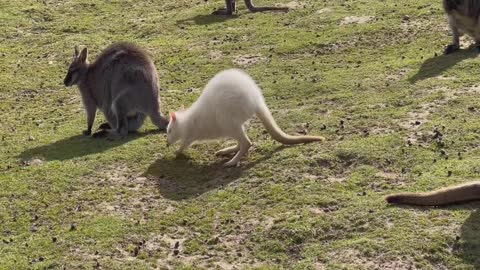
[386,182,480,206]
[443,0,480,53]
[64,42,168,137]
[213,0,288,15]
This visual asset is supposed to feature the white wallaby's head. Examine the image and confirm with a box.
[166,111,181,145]
[64,45,89,87]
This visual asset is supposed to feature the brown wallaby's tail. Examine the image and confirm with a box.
[385,182,480,206]
[255,101,325,144]
[244,0,289,12]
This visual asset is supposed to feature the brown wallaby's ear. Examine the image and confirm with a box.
[170,112,177,122]
[78,48,88,62]
[74,45,80,57]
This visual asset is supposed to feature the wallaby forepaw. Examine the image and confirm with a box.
[83,129,92,136]
[444,44,459,55]
[212,8,232,16]
[98,122,111,130]
[92,129,109,138]
[223,160,240,167]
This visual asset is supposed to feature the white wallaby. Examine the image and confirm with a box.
[166,69,325,166]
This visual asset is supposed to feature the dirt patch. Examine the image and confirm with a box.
[328,249,419,270]
[232,54,265,67]
[436,75,458,81]
[21,158,44,167]
[460,35,476,49]
[396,84,480,144]
[386,68,411,82]
[327,175,348,183]
[375,172,400,180]
[316,8,332,14]
[72,164,175,222]
[340,16,375,25]
[206,50,223,61]
[284,1,304,9]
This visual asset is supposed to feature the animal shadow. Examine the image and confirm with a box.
[458,207,480,269]
[388,202,479,269]
[18,130,160,161]
[176,13,239,26]
[408,48,478,83]
[144,144,291,200]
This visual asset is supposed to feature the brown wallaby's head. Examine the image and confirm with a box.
[64,46,89,87]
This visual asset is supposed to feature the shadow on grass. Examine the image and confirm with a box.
[176,14,239,26]
[388,202,480,269]
[408,49,478,83]
[18,130,160,161]
[458,207,480,269]
[144,144,291,200]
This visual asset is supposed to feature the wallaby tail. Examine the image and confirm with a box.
[245,0,289,12]
[255,101,325,145]
[385,182,480,206]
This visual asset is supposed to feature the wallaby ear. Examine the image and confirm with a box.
[180,104,185,111]
[74,45,79,57]
[78,48,88,62]
[170,112,177,122]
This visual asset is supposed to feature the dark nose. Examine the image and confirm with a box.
[64,73,71,86]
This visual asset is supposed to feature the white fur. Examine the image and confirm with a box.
[166,69,324,166]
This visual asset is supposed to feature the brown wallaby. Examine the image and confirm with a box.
[386,182,480,206]
[213,0,289,16]
[443,0,480,54]
[63,42,169,137]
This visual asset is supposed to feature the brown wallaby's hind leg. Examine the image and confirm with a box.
[445,20,460,54]
[127,113,146,132]
[98,113,145,132]
[112,96,130,137]
[213,0,236,15]
[244,0,289,13]
[98,122,111,130]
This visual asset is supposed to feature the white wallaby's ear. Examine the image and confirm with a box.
[180,104,185,111]
[79,48,88,62]
[74,45,79,57]
[170,112,177,122]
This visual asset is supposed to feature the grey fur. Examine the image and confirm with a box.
[443,0,480,53]
[213,0,288,15]
[64,42,168,137]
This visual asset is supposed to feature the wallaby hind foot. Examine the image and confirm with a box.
[215,145,240,156]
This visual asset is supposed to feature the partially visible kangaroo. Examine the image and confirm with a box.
[166,69,325,167]
[443,0,480,54]
[213,0,289,16]
[63,42,169,137]
[386,182,480,206]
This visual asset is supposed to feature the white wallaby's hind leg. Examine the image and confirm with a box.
[223,128,252,167]
[215,145,239,156]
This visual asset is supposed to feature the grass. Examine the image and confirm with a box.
[1,0,480,269]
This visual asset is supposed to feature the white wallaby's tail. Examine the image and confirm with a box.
[255,101,325,145]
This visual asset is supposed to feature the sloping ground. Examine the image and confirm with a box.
[0,0,479,269]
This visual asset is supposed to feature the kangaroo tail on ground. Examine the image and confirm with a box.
[385,182,480,206]
[256,101,325,145]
